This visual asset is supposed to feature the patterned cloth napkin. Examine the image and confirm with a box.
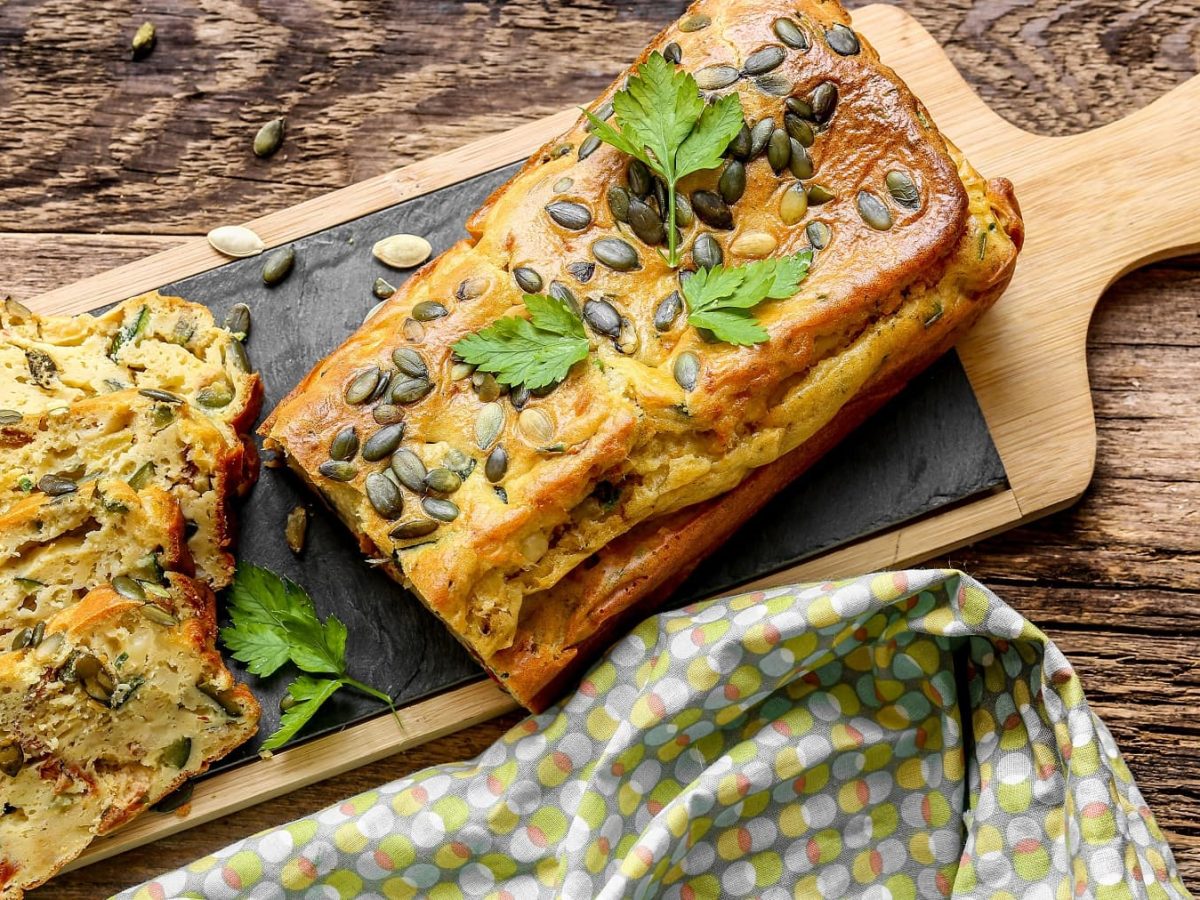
[118,570,1190,899]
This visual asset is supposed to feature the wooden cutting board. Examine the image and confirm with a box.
[46,2,1200,869]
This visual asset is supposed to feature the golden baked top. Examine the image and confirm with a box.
[264,0,1017,667]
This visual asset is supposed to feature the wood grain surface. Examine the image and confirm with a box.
[1,0,1197,895]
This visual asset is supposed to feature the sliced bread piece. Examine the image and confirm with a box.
[0,575,259,898]
[0,391,243,589]
[0,479,192,640]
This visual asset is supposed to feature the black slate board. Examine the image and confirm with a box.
[117,160,1005,768]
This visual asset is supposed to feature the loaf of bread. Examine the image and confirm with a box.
[0,390,246,589]
[0,576,259,898]
[0,478,192,638]
[263,0,1023,709]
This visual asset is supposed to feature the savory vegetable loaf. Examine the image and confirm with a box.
[0,478,192,638]
[263,0,1023,709]
[0,576,259,898]
[0,390,245,590]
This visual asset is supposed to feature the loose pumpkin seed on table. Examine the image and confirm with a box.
[373,234,432,269]
[208,225,264,258]
[253,117,286,158]
[285,505,309,554]
[131,21,156,59]
[261,246,295,284]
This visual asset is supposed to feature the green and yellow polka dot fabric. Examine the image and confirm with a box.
[118,570,1190,899]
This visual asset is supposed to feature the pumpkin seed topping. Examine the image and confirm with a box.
[457,277,489,301]
[546,201,593,231]
[366,472,404,519]
[475,402,505,450]
[391,375,434,404]
[592,238,640,272]
[425,467,462,496]
[362,423,406,461]
[743,45,786,76]
[412,300,448,322]
[0,409,21,425]
[679,13,710,31]
[583,298,622,338]
[749,118,774,157]
[673,351,701,391]
[392,348,428,378]
[578,135,602,160]
[344,367,382,405]
[719,161,747,204]
[567,261,596,284]
[38,474,77,496]
[373,404,404,425]
[513,267,543,293]
[485,447,509,483]
[318,460,358,482]
[691,191,734,230]
[663,41,682,64]
[809,82,838,124]
[806,221,832,249]
[807,184,836,206]
[826,24,861,56]
[695,64,739,91]
[780,183,809,225]
[857,190,893,230]
[330,426,359,461]
[654,291,683,331]
[141,602,178,626]
[627,197,665,246]
[886,170,921,209]
[422,497,460,522]
[692,233,724,270]
[773,17,808,49]
[391,450,428,492]
[518,407,556,444]
[113,575,146,601]
[767,127,791,173]
[390,518,438,540]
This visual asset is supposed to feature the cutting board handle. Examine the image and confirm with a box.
[1057,72,1200,286]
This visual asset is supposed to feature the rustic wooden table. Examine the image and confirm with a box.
[2,0,1197,895]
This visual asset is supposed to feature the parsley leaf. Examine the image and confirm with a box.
[451,293,589,391]
[584,52,743,267]
[683,253,813,345]
[221,564,396,752]
[260,677,344,752]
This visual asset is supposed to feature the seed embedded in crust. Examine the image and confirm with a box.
[366,472,405,519]
[673,351,700,391]
[545,201,593,231]
[592,238,640,272]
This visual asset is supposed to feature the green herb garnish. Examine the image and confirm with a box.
[584,52,744,267]
[220,563,396,752]
[683,252,813,345]
[451,293,589,391]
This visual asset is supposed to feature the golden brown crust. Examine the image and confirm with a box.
[265,0,1023,709]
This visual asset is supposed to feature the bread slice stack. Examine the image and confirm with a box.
[0,293,262,897]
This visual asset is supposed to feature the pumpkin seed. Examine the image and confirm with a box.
[198,683,244,717]
[518,407,555,444]
[283,505,308,554]
[141,602,178,626]
[767,127,791,173]
[586,99,613,129]
[113,575,146,601]
[627,197,664,246]
[366,472,404,519]
[475,402,504,450]
[159,736,192,769]
[373,404,404,426]
[373,234,432,269]
[606,186,632,224]
[451,362,475,381]
[673,351,700,391]
[318,460,357,481]
[750,117,775,157]
[826,24,861,56]
[674,191,695,228]
[38,474,76,496]
[552,176,574,192]
[456,277,488,301]
[780,183,809,225]
[494,486,509,503]
[546,201,592,231]
[422,497,460,522]
[131,21,156,59]
[615,317,639,355]
[807,221,832,249]
[390,450,427,491]
[789,140,814,179]
[510,385,530,410]
[691,191,734,230]
[786,96,813,119]
[412,300,448,321]
[785,113,815,147]
[345,367,382,405]
[578,135,601,160]
[391,376,433,404]
[663,41,682,64]
[719,161,746,204]
[773,17,808,49]
[759,74,793,94]
[744,44,786,75]
[227,340,251,373]
[654,291,683,331]
[810,82,838,123]
[692,233,724,269]
[253,117,285,158]
[365,303,385,324]
[128,461,156,490]
[583,298,621,337]
[10,628,31,651]
[0,740,24,776]
[680,13,710,31]
[197,380,234,408]
[592,238,640,272]
[403,318,426,343]
[373,277,396,299]
[513,267,543,293]
[547,280,580,314]
[567,261,595,283]
[330,426,359,461]
[695,64,739,91]
[223,303,251,338]
[207,225,264,258]
[484,446,508,483]
[392,348,428,378]
[807,184,836,205]
[627,159,653,198]
[857,190,893,230]
[362,423,406,461]
[390,518,438,540]
[425,467,462,496]
[0,409,21,425]
[138,388,182,405]
[886,170,921,209]
[730,231,778,258]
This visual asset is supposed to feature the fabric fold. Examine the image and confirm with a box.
[118,570,1190,899]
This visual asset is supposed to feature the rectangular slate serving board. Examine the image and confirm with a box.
[130,161,1006,769]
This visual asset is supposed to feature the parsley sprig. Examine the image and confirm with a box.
[220,564,396,752]
[584,52,744,267]
[683,252,813,345]
[451,293,589,391]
